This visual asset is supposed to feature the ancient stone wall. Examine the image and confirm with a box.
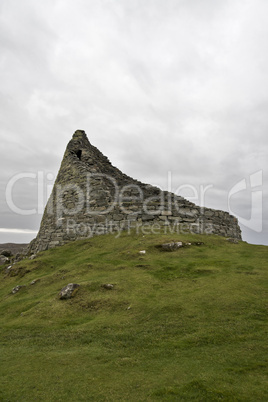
[28,130,241,253]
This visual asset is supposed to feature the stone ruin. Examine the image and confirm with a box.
[28,130,241,253]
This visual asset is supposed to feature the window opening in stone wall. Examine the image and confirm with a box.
[76,150,82,160]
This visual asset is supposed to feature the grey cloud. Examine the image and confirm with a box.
[0,0,267,244]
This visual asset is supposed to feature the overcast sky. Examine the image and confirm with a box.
[0,0,267,245]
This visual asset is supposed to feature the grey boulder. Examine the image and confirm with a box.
[59,283,80,299]
[161,242,183,251]
[12,285,26,294]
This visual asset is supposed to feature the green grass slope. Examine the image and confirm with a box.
[0,231,267,401]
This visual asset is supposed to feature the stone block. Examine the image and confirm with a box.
[95,215,106,223]
[142,215,155,221]
[113,214,124,221]
[161,211,172,216]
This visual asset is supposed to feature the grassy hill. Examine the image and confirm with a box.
[0,231,267,401]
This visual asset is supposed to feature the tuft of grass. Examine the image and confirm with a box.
[0,230,267,401]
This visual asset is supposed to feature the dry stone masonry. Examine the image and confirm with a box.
[28,130,241,253]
